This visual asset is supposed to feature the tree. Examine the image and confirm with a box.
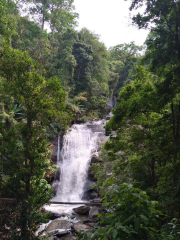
[103,64,180,218]
[109,42,143,95]
[72,41,93,94]
[74,29,111,117]
[0,0,18,47]
[11,16,51,69]
[130,0,180,76]
[0,46,71,239]
[47,27,78,92]
[48,0,77,60]
[29,0,51,31]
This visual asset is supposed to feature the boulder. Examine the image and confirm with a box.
[83,180,93,192]
[82,189,99,200]
[89,190,99,199]
[45,219,71,233]
[87,168,96,182]
[73,223,93,234]
[60,235,75,240]
[53,229,68,236]
[53,237,59,240]
[82,219,96,224]
[73,206,90,215]
[88,222,96,227]
[48,236,73,240]
[49,138,58,164]
[90,154,102,164]
[48,236,59,240]
[48,229,68,236]
[49,212,69,220]
[51,180,59,196]
[89,206,100,219]
[72,237,78,240]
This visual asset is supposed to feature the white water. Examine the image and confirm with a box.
[52,122,100,202]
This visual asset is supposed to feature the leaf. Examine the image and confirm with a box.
[123,215,134,224]
[115,222,123,228]
[134,218,140,231]
[102,198,107,206]
[107,203,114,209]
[139,214,148,224]
[113,229,118,238]
[119,225,130,234]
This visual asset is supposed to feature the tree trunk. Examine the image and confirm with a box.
[41,13,45,31]
[51,22,55,60]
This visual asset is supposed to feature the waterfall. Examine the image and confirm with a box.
[57,134,60,163]
[52,122,101,202]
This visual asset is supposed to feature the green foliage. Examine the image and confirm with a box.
[93,183,162,240]
[109,42,143,95]
[78,183,166,240]
[0,46,71,239]
[104,65,180,217]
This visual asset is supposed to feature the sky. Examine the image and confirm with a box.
[73,0,149,49]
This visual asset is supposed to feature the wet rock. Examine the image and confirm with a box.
[51,180,59,196]
[48,236,59,240]
[86,123,105,133]
[60,235,75,240]
[73,223,93,234]
[87,168,96,182]
[82,219,96,224]
[72,236,78,240]
[98,135,109,144]
[48,229,68,236]
[82,219,96,227]
[90,198,101,203]
[73,206,90,215]
[49,138,58,164]
[54,229,68,236]
[82,189,99,200]
[49,212,69,220]
[89,206,100,219]
[45,219,71,233]
[75,214,89,222]
[89,190,99,199]
[90,154,102,164]
[41,207,46,213]
[53,237,59,240]
[88,222,96,227]
[55,167,61,181]
[83,180,93,192]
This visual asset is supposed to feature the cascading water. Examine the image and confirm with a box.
[52,122,102,202]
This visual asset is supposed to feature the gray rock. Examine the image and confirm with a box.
[82,189,99,200]
[49,138,58,164]
[89,206,100,219]
[54,229,68,236]
[91,154,102,164]
[73,223,93,233]
[82,219,96,224]
[53,237,59,240]
[47,229,68,236]
[60,235,75,240]
[88,222,96,227]
[45,219,71,233]
[73,206,90,215]
[72,236,78,240]
[49,212,69,220]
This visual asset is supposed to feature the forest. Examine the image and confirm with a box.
[1,0,180,239]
